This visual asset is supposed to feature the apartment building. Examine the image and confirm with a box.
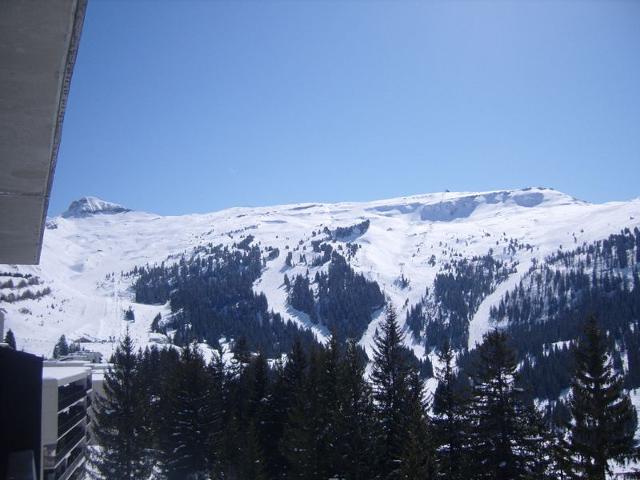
[41,363,92,480]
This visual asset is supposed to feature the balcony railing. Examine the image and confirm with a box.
[55,429,85,465]
[58,410,86,438]
[58,445,86,480]
[58,388,86,412]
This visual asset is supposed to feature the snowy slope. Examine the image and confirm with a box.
[2,188,640,361]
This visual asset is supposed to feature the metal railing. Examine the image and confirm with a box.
[58,409,86,437]
[58,388,86,411]
[58,446,86,480]
[55,429,85,465]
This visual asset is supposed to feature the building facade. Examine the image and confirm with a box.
[41,363,92,480]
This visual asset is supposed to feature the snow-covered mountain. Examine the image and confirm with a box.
[2,187,640,368]
[61,196,131,218]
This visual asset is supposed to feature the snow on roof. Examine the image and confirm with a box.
[43,365,90,385]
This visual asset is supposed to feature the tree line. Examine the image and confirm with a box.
[132,242,317,356]
[91,308,638,480]
[285,251,385,341]
[406,252,513,351]
[489,229,640,402]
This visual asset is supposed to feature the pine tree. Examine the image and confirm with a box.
[467,330,542,480]
[432,340,470,479]
[150,313,162,333]
[398,371,437,479]
[370,305,412,479]
[263,359,291,477]
[224,352,269,480]
[519,401,554,480]
[281,344,315,479]
[90,330,153,479]
[53,334,69,358]
[163,344,221,480]
[314,335,342,479]
[242,354,269,480]
[568,317,638,479]
[4,329,16,349]
[243,421,268,480]
[208,352,227,479]
[336,339,374,480]
[152,347,181,472]
[547,429,575,480]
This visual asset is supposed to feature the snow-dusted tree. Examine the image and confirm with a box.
[3,329,16,349]
[90,330,153,479]
[53,334,69,358]
[567,317,638,479]
[370,305,413,479]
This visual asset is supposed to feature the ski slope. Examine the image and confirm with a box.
[2,187,640,361]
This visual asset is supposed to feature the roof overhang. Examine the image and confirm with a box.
[0,0,87,265]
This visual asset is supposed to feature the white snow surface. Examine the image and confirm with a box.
[62,196,130,218]
[2,187,640,360]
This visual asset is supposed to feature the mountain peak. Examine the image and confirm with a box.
[61,196,131,218]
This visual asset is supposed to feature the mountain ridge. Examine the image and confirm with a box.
[3,187,640,378]
[54,186,587,220]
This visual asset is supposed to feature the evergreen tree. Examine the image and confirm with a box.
[163,344,221,480]
[124,306,135,321]
[432,340,470,479]
[567,317,638,479]
[548,432,576,480]
[519,402,554,480]
[243,354,270,480]
[254,341,310,478]
[370,305,413,479]
[53,334,69,358]
[90,330,153,479]
[151,347,181,473]
[263,359,291,477]
[243,422,268,480]
[4,329,16,349]
[398,371,437,479]
[314,335,342,478]
[150,313,162,333]
[288,274,316,321]
[223,351,270,480]
[336,339,375,480]
[136,344,176,471]
[281,345,316,479]
[467,330,544,480]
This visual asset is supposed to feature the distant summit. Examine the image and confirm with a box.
[61,196,131,218]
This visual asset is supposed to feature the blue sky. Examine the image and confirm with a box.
[51,0,640,215]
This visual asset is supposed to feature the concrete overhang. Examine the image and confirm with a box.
[0,0,87,265]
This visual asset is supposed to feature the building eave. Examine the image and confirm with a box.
[0,0,88,265]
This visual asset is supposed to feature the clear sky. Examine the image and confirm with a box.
[51,0,640,216]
